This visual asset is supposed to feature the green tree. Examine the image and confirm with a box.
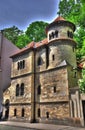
[3,26,23,45]
[58,0,85,60]
[16,34,31,48]
[25,21,48,42]
[79,69,85,93]
[58,0,81,25]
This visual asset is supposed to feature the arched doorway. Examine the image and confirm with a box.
[5,99,10,119]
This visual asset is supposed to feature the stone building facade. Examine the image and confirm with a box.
[3,16,85,126]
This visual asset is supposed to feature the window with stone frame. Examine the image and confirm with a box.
[21,108,25,117]
[14,109,17,116]
[16,84,19,96]
[20,83,24,96]
[37,108,41,117]
[37,85,41,95]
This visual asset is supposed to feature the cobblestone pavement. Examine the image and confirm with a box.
[0,121,85,130]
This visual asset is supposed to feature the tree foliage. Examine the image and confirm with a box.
[79,69,85,93]
[3,26,23,45]
[3,21,48,48]
[25,21,48,42]
[58,0,85,60]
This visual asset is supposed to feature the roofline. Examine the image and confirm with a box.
[46,20,76,34]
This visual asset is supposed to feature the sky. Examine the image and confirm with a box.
[0,0,60,31]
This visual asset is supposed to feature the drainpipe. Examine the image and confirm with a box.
[0,30,3,116]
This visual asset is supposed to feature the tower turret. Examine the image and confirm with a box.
[46,16,77,68]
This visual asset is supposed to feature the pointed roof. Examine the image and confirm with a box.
[46,16,75,33]
[53,16,65,22]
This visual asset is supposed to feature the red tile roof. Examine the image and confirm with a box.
[10,39,48,57]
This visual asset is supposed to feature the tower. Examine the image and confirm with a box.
[46,16,77,87]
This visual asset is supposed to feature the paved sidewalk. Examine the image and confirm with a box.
[0,121,85,130]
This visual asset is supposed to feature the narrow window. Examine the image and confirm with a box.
[16,84,19,96]
[67,31,73,38]
[20,83,24,96]
[17,62,20,70]
[74,72,77,78]
[49,34,51,40]
[55,30,58,37]
[37,108,41,117]
[52,32,54,38]
[38,85,41,95]
[46,112,49,118]
[14,109,17,116]
[20,61,23,69]
[53,86,56,93]
[72,101,74,117]
[37,57,42,66]
[21,108,25,117]
[67,31,70,37]
[52,54,55,61]
[23,60,25,69]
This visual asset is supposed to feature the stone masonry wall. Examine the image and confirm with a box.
[11,51,33,77]
[35,67,70,121]
[35,67,69,103]
[9,105,31,121]
[10,75,32,104]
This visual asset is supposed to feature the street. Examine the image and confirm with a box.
[0,121,85,130]
[0,125,35,130]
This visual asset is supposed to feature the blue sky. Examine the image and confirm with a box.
[0,0,60,31]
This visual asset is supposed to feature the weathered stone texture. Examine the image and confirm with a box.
[9,105,31,121]
[35,67,69,103]
[36,103,69,120]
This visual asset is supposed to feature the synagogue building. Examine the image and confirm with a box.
[3,16,85,126]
